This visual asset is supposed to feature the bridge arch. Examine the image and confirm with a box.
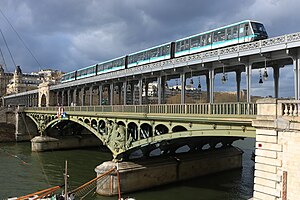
[140,123,153,139]
[154,124,169,135]
[91,119,97,130]
[128,122,138,141]
[98,119,106,135]
[172,125,187,132]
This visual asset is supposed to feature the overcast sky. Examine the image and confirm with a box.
[0,0,298,97]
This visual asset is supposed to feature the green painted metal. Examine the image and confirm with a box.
[24,103,256,158]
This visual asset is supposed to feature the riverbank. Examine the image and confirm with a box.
[0,123,15,142]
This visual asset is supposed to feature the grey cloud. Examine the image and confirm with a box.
[0,0,299,98]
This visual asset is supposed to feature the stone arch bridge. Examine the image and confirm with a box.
[24,103,256,159]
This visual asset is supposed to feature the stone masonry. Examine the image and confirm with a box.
[252,99,300,200]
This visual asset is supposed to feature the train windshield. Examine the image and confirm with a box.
[251,22,267,35]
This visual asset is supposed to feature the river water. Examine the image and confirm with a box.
[0,138,255,200]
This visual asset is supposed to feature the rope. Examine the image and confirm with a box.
[20,113,51,186]
[0,8,42,70]
[16,185,61,200]
[0,147,29,165]
[0,46,9,72]
[0,28,16,67]
[68,167,115,198]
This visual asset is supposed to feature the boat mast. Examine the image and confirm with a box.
[64,160,68,200]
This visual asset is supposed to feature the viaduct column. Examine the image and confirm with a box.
[236,70,241,102]
[81,88,85,106]
[110,83,114,105]
[180,73,186,104]
[157,76,162,104]
[98,85,103,105]
[273,65,280,99]
[139,79,143,105]
[252,99,300,200]
[130,82,135,105]
[67,90,71,106]
[89,86,93,106]
[246,63,252,103]
[205,72,210,103]
[73,88,77,106]
[293,53,300,100]
[123,81,127,105]
[144,80,149,104]
[209,69,214,103]
[61,91,65,106]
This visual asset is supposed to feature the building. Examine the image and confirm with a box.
[0,65,63,96]
[0,64,13,97]
[6,66,41,95]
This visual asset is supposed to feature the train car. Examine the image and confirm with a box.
[76,64,97,80]
[127,42,174,68]
[61,70,76,83]
[174,20,268,57]
[60,20,267,83]
[96,56,127,75]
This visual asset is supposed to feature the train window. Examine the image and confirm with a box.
[239,24,245,37]
[232,26,238,39]
[200,35,206,46]
[98,64,103,72]
[227,28,232,40]
[103,64,108,70]
[207,33,212,45]
[220,29,225,41]
[184,39,190,50]
[176,42,181,52]
[180,41,185,51]
[177,39,190,52]
[162,45,170,55]
[87,67,94,74]
[191,36,200,48]
[158,47,163,56]
[245,24,249,36]
[213,29,225,43]
[251,22,267,34]
[213,31,218,43]
[142,51,148,60]
[144,51,150,60]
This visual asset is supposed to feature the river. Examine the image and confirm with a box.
[0,138,255,200]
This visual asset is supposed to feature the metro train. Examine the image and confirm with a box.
[61,20,268,83]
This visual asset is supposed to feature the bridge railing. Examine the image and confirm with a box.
[278,100,300,117]
[26,102,257,115]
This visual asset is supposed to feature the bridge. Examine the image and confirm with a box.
[2,32,300,199]
[24,103,256,159]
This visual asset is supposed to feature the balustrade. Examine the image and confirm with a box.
[279,100,300,117]
[26,102,257,116]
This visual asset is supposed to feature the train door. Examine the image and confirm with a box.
[170,42,175,58]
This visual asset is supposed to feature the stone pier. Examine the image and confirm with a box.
[95,147,242,196]
[252,99,300,200]
[31,134,103,151]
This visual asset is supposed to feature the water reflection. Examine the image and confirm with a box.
[0,138,254,200]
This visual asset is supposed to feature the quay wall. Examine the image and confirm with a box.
[0,108,16,142]
[0,123,15,142]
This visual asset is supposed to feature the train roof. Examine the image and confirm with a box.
[97,55,126,64]
[127,41,172,56]
[176,20,264,42]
